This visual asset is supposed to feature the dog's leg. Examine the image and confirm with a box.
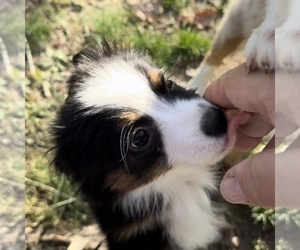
[188,0,266,94]
[275,0,300,71]
[245,0,278,72]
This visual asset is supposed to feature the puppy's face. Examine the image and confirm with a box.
[53,47,230,194]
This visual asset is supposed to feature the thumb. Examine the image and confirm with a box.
[220,149,274,208]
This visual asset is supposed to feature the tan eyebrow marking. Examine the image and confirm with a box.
[147,69,163,85]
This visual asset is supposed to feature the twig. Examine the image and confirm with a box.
[67,236,89,250]
[25,177,71,199]
[40,233,71,246]
[25,38,36,75]
[50,197,77,209]
[0,176,24,189]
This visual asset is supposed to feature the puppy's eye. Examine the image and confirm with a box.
[166,80,175,90]
[131,129,149,148]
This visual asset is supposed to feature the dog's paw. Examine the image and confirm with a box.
[276,21,300,71]
[245,21,275,73]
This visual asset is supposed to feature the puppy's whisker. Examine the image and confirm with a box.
[119,125,129,172]
[119,123,134,175]
[163,60,182,75]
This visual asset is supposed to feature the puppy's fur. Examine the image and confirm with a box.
[188,0,300,93]
[52,46,233,250]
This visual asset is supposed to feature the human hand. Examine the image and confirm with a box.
[204,64,275,208]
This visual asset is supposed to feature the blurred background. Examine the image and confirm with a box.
[0,0,25,249]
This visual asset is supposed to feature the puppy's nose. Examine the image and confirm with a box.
[201,107,227,137]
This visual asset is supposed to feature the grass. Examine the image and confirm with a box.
[81,5,211,67]
[0,3,24,53]
[0,73,25,248]
[26,3,211,67]
[251,206,275,230]
[26,153,92,226]
[0,1,25,242]
[163,0,190,14]
[26,5,56,54]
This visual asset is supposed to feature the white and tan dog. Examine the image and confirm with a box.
[188,0,300,94]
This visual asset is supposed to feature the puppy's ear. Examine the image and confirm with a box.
[72,51,85,66]
[72,47,103,67]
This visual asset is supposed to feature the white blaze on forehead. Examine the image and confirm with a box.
[76,60,210,117]
[76,60,158,113]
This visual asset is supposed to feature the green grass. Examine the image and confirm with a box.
[0,70,25,234]
[163,0,191,14]
[26,3,211,66]
[253,238,268,250]
[26,5,55,53]
[85,5,211,67]
[251,206,275,229]
[0,3,24,53]
[26,152,92,226]
[25,50,84,226]
[26,3,72,54]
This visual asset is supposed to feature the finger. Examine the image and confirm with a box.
[275,136,286,148]
[238,113,273,138]
[276,112,299,138]
[220,149,275,208]
[233,112,273,151]
[275,71,300,127]
[288,133,300,150]
[227,112,267,152]
[276,148,300,208]
[204,64,274,124]
[234,132,263,152]
[235,128,274,152]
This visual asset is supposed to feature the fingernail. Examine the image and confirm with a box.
[221,177,247,204]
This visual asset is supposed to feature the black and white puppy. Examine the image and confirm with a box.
[52,46,237,250]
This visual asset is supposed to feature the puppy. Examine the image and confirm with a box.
[188,0,300,93]
[52,46,239,250]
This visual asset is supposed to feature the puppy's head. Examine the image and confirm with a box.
[53,46,231,194]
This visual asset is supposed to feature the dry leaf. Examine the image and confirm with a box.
[194,9,218,29]
[179,8,218,30]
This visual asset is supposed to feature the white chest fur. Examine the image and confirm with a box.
[123,165,225,250]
